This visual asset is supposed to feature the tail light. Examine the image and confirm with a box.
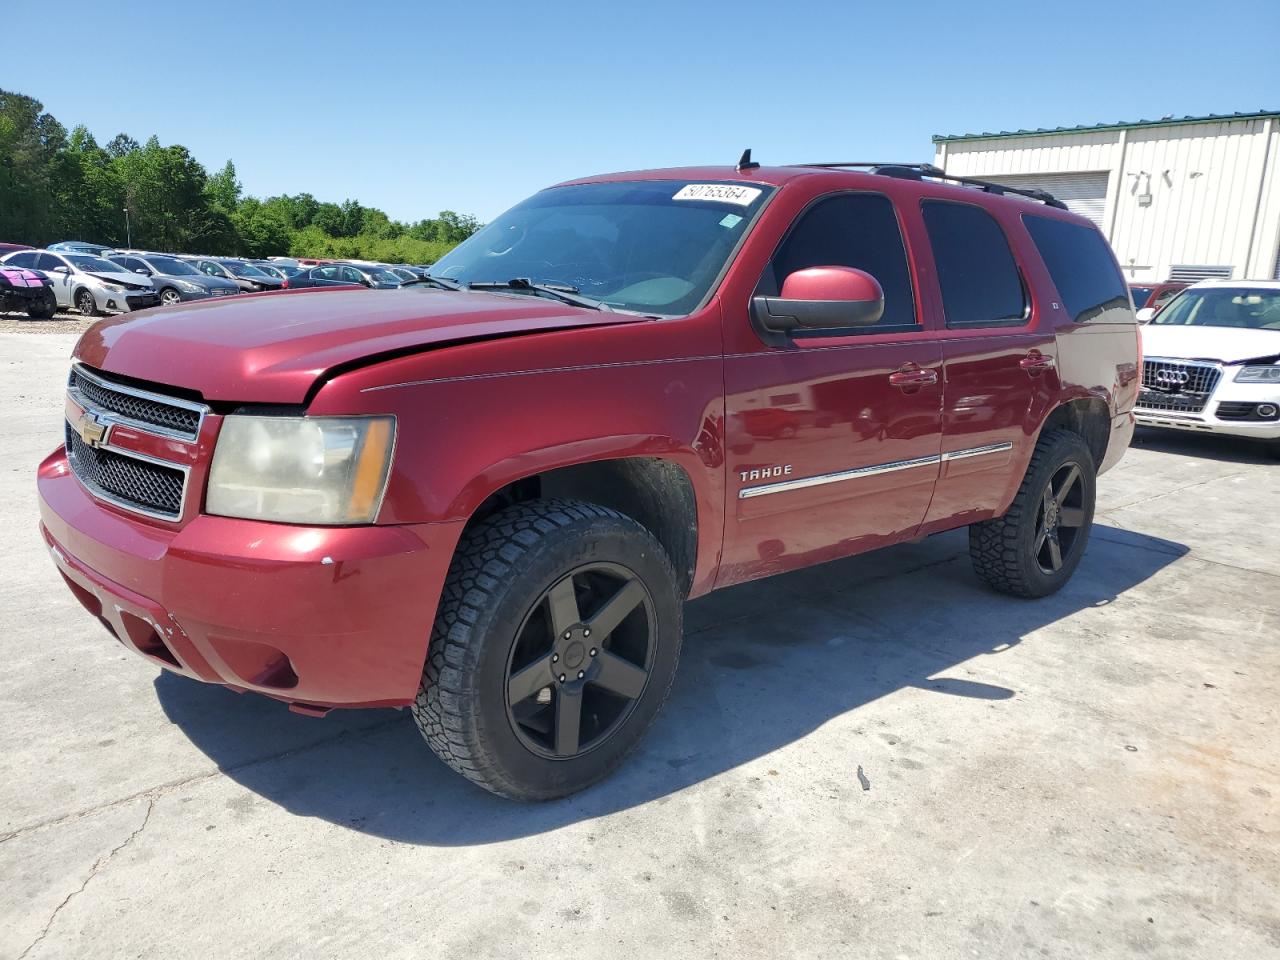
[282,279,289,289]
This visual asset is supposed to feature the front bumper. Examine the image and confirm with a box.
[38,446,464,709]
[1135,386,1280,440]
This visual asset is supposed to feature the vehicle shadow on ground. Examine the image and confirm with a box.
[156,524,1186,846]
[1132,426,1275,465]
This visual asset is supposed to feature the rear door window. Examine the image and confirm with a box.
[7,252,38,268]
[1022,214,1132,324]
[921,200,1026,328]
[761,192,917,330]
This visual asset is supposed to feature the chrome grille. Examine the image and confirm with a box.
[69,365,202,439]
[65,423,186,519]
[1137,358,1222,415]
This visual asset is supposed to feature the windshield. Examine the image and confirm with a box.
[146,256,201,276]
[66,255,124,273]
[1151,287,1280,330]
[1130,286,1154,308]
[223,261,269,278]
[429,179,774,315]
[371,269,402,283]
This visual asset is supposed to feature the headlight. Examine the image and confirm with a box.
[207,415,395,524]
[1235,365,1280,383]
[176,279,205,293]
[102,283,124,293]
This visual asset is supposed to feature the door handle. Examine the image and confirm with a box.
[888,366,939,389]
[1019,351,1055,375]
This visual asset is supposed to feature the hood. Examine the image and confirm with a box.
[1140,324,1280,364]
[74,287,646,403]
[85,270,154,290]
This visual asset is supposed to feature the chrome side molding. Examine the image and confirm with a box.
[739,441,1014,499]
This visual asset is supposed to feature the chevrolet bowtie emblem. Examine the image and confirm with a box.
[77,412,108,447]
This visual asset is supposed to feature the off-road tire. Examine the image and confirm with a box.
[26,289,57,319]
[968,429,1097,598]
[411,499,683,801]
[74,288,99,317]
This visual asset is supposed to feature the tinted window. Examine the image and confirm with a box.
[37,253,66,271]
[922,201,1026,328]
[1023,215,1132,324]
[1129,286,1155,308]
[762,192,916,328]
[7,252,38,268]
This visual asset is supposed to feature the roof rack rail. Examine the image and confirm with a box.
[790,161,1069,210]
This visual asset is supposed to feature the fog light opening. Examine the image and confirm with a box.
[1257,403,1278,419]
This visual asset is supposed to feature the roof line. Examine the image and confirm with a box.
[933,109,1280,143]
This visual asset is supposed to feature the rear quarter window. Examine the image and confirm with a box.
[1022,215,1133,324]
[922,200,1027,328]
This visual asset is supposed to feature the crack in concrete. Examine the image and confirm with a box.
[17,797,154,960]
[1102,470,1245,513]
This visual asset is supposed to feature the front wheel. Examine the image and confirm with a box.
[159,287,181,306]
[74,288,99,317]
[412,499,682,801]
[969,429,1097,598]
[27,289,57,319]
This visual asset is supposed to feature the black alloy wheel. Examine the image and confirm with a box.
[505,562,655,760]
[1034,461,1087,574]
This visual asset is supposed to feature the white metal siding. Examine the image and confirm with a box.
[987,172,1109,226]
[935,116,1280,282]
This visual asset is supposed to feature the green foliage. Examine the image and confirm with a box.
[0,88,481,263]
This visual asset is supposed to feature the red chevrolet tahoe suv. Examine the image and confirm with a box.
[39,161,1139,800]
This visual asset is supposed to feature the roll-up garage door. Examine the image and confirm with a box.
[986,172,1110,227]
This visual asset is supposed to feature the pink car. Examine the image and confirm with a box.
[0,264,58,319]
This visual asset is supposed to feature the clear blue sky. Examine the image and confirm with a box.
[5,0,1277,224]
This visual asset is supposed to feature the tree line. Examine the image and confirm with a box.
[0,89,481,263]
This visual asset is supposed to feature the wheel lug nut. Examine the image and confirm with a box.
[564,632,572,639]
[589,648,597,657]
[551,654,559,663]
[577,671,584,679]
[559,674,567,682]
[583,629,591,637]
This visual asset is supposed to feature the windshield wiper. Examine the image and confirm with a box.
[467,278,612,311]
[414,274,462,290]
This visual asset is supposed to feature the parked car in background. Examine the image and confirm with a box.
[383,266,422,283]
[0,263,58,319]
[185,257,285,292]
[48,240,116,256]
[282,266,363,289]
[109,253,240,305]
[248,262,292,282]
[1135,280,1280,455]
[1131,280,1187,319]
[0,242,34,257]
[37,161,1139,800]
[314,262,402,288]
[0,249,158,315]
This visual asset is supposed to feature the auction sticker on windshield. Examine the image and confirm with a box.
[673,184,762,205]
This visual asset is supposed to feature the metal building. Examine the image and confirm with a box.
[933,110,1280,282]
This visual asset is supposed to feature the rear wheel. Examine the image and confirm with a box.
[412,499,683,801]
[969,429,1096,598]
[26,289,57,319]
[74,288,99,317]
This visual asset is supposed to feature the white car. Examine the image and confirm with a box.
[1135,280,1280,454]
[0,249,160,316]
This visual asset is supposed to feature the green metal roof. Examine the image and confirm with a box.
[933,110,1280,143]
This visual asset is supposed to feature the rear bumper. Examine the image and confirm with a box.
[38,446,464,708]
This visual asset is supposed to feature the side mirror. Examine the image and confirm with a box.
[1135,307,1155,323]
[54,265,71,274]
[134,267,151,276]
[751,266,885,335]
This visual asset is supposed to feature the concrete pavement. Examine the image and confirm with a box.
[1,331,1276,959]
